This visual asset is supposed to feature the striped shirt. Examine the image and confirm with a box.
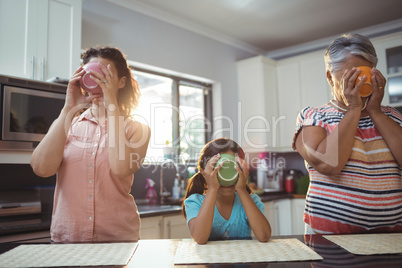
[293,104,402,234]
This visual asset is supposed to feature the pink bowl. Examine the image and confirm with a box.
[80,62,106,94]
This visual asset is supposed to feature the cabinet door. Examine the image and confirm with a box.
[299,53,331,109]
[372,32,402,107]
[140,216,163,239]
[39,0,82,81]
[276,63,302,150]
[274,199,292,235]
[264,201,278,236]
[0,0,37,79]
[162,214,191,239]
[291,198,306,235]
[0,0,81,81]
[0,230,51,243]
[237,56,278,152]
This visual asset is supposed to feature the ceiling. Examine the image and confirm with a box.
[106,0,402,58]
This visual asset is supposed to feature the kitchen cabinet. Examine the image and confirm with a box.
[291,198,306,235]
[0,151,32,164]
[276,62,302,150]
[275,50,330,150]
[140,214,191,239]
[264,198,305,236]
[371,32,402,107]
[237,51,330,152]
[139,216,163,239]
[162,214,191,239]
[264,199,292,236]
[236,56,279,153]
[0,0,82,81]
[0,230,50,243]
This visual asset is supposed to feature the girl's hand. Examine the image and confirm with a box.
[64,66,97,111]
[235,157,249,193]
[366,67,386,115]
[200,153,222,192]
[340,67,364,111]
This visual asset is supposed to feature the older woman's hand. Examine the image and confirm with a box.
[340,67,365,111]
[366,67,386,114]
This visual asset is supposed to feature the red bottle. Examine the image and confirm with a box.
[285,170,295,193]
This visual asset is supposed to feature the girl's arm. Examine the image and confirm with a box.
[30,67,96,177]
[187,154,222,244]
[235,158,271,242]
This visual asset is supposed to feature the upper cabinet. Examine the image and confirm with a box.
[237,50,330,152]
[0,0,82,81]
[237,56,278,153]
[372,32,402,107]
[237,31,402,152]
[276,50,330,150]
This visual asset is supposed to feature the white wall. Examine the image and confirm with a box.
[81,0,257,141]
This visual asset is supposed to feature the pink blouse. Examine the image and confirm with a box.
[51,109,140,242]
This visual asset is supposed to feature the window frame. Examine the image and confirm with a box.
[130,65,213,162]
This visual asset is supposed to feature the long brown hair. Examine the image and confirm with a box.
[82,46,140,119]
[182,138,251,218]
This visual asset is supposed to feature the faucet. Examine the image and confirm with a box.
[159,159,180,205]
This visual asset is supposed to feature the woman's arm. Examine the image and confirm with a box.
[295,68,365,175]
[90,63,151,177]
[366,68,402,166]
[295,109,360,176]
[235,158,271,242]
[369,111,402,166]
[187,154,222,244]
[107,106,151,177]
[30,67,96,177]
[30,110,72,177]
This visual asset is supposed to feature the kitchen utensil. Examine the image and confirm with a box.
[215,154,239,186]
[256,157,285,192]
[80,62,106,94]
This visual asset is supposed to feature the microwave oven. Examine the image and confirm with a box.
[0,75,66,151]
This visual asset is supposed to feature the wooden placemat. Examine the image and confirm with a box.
[0,243,138,267]
[174,239,323,264]
[324,233,402,255]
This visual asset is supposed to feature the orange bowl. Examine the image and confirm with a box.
[355,66,372,97]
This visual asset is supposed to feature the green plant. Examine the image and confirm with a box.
[296,175,310,195]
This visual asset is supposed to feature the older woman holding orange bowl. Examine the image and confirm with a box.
[293,33,402,234]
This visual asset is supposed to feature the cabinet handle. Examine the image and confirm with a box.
[41,57,45,81]
[167,221,171,239]
[31,56,35,79]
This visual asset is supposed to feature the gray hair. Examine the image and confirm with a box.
[324,34,378,75]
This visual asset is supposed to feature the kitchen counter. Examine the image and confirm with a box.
[1,192,293,236]
[1,234,401,267]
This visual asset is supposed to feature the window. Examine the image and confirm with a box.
[132,67,212,163]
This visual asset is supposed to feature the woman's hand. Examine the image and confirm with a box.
[64,66,97,112]
[89,63,119,108]
[235,157,249,193]
[340,67,364,111]
[200,154,222,192]
[366,67,386,115]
